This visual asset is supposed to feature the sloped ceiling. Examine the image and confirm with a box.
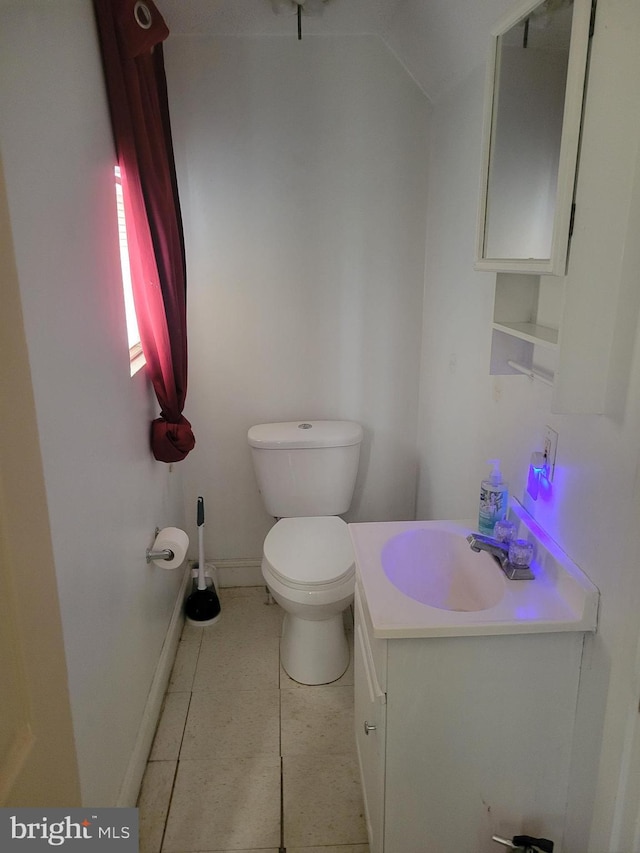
[159,0,516,102]
[384,0,515,102]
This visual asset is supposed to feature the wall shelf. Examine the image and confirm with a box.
[490,272,561,386]
[492,321,559,349]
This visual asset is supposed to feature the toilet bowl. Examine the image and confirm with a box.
[262,516,355,684]
[248,419,363,686]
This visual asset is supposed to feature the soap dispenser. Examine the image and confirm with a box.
[478,459,508,536]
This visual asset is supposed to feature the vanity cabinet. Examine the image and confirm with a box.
[354,583,587,853]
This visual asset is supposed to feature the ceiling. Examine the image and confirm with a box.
[158,0,405,38]
[158,0,517,102]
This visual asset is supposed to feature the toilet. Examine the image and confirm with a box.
[248,420,363,685]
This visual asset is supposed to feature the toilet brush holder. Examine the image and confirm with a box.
[185,497,221,627]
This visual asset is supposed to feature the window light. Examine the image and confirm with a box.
[114,165,145,375]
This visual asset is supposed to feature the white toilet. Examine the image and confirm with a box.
[248,420,363,685]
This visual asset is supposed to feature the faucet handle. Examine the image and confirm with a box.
[494,519,517,543]
[508,539,534,568]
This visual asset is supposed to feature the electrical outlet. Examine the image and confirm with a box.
[543,426,558,481]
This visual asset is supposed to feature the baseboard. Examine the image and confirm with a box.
[208,558,263,587]
[116,565,191,807]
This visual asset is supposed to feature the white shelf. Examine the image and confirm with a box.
[492,321,559,349]
[490,274,561,386]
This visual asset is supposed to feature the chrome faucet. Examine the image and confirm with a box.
[467,532,510,561]
[466,532,535,580]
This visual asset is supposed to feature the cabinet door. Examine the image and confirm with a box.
[475,0,593,275]
[354,617,386,853]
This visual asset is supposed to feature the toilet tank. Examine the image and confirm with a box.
[248,420,363,518]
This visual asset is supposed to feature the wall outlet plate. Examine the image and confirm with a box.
[543,426,558,481]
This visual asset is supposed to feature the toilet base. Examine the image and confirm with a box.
[280,612,349,685]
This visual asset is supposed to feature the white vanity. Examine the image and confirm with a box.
[349,499,598,853]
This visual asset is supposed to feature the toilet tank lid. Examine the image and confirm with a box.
[248,420,363,449]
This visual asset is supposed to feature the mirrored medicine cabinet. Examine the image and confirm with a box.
[476,0,593,276]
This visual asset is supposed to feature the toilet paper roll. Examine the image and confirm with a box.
[152,527,189,569]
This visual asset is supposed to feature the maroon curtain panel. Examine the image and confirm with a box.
[93,0,195,462]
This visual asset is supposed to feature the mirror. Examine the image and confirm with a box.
[476,0,592,275]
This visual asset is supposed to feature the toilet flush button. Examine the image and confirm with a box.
[298,423,313,429]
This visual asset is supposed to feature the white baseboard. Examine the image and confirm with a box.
[206,558,263,588]
[116,565,191,807]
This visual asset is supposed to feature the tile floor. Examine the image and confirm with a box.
[137,586,369,853]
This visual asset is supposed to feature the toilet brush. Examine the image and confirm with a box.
[185,497,221,627]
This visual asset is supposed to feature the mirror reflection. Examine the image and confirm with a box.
[483,0,574,262]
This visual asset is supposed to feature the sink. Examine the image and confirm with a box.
[381,528,505,612]
[348,498,600,638]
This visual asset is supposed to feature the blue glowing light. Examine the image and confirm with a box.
[527,462,553,502]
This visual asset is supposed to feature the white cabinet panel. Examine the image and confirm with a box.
[354,584,587,852]
[354,589,386,853]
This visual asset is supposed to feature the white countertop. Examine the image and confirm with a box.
[348,498,599,639]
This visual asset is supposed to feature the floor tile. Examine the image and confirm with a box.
[137,760,176,853]
[168,640,201,693]
[180,688,280,760]
[192,588,282,692]
[150,692,191,761]
[281,685,355,757]
[162,756,281,852]
[140,589,365,853]
[181,622,206,644]
[200,587,283,646]
[283,753,367,848]
[194,633,280,691]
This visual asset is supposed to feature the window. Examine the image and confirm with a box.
[114,166,145,376]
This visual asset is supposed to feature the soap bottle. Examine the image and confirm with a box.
[478,459,508,536]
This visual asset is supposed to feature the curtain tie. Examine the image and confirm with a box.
[151,415,196,463]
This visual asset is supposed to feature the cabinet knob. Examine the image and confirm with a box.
[364,721,377,735]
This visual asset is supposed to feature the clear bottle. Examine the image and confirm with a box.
[478,459,508,536]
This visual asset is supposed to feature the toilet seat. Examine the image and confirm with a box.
[263,516,355,589]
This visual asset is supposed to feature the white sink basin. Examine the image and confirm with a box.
[381,528,505,612]
[348,497,599,639]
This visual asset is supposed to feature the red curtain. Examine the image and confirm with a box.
[93,0,195,462]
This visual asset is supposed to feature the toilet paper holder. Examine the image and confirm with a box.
[146,546,174,563]
[146,526,173,563]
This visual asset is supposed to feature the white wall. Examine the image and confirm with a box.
[416,0,640,849]
[165,35,430,560]
[0,1,186,805]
